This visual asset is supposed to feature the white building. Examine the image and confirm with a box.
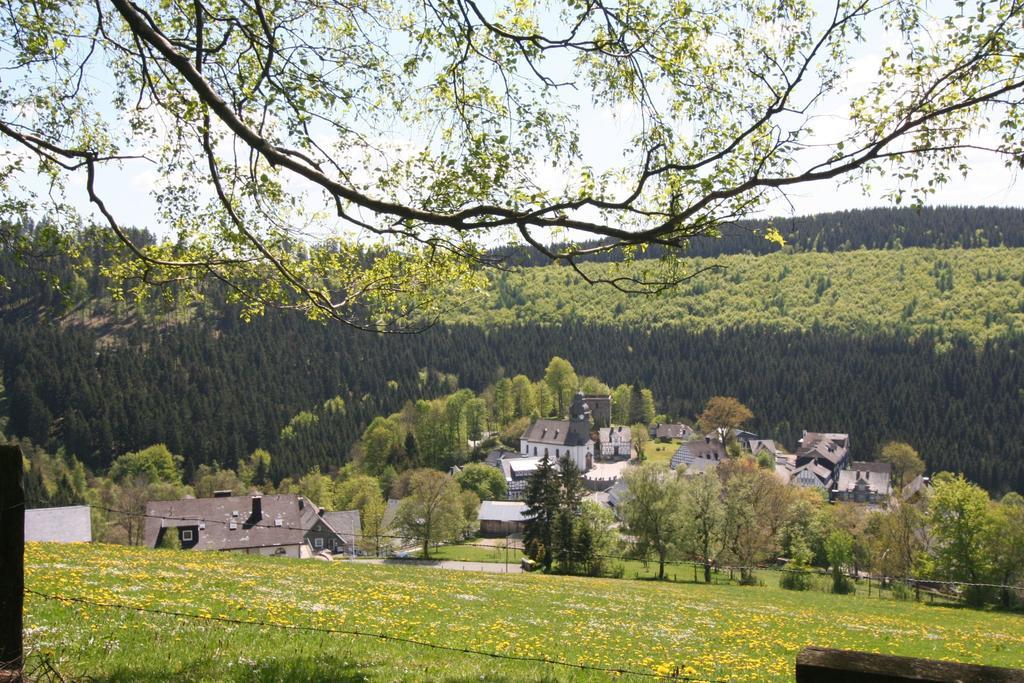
[598,425,632,459]
[25,505,92,543]
[519,392,594,472]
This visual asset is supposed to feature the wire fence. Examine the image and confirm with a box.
[86,503,1024,599]
[23,588,725,682]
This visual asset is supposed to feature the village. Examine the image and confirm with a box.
[25,389,926,575]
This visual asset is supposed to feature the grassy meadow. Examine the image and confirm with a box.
[643,440,682,467]
[23,542,1024,682]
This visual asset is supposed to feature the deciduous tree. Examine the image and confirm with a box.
[620,463,686,580]
[455,462,508,501]
[927,474,992,605]
[879,442,925,490]
[4,0,1023,330]
[698,397,753,444]
[394,469,466,559]
[680,473,724,583]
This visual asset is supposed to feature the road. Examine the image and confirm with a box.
[350,558,523,574]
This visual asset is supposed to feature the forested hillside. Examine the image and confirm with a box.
[3,208,1024,494]
[3,318,1023,494]
[455,248,1024,346]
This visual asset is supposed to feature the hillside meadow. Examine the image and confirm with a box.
[451,248,1024,346]
[23,542,1024,682]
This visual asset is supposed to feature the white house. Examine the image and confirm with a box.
[598,425,632,459]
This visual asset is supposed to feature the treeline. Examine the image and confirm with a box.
[490,206,1024,264]
[612,460,1024,608]
[3,318,1023,494]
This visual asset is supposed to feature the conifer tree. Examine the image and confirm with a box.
[523,453,560,571]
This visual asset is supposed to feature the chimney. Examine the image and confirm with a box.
[251,495,262,520]
[213,490,232,498]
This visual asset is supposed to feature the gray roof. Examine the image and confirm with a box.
[749,439,788,457]
[607,479,629,508]
[381,498,401,531]
[144,493,342,551]
[796,432,850,467]
[792,462,832,486]
[836,468,893,497]
[521,419,591,447]
[322,510,362,547]
[680,457,720,476]
[479,500,529,523]
[599,426,632,443]
[671,437,727,469]
[25,505,92,543]
[848,461,892,475]
[654,423,692,440]
[485,449,520,468]
[902,475,930,501]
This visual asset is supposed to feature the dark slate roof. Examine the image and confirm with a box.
[143,493,341,551]
[322,510,361,548]
[521,419,591,447]
[25,505,92,543]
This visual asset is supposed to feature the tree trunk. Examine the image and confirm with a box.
[658,552,666,580]
[704,561,712,583]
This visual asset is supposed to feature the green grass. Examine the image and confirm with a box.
[24,542,1024,682]
[642,440,681,466]
[413,539,526,563]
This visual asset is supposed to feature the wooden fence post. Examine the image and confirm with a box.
[796,647,1024,682]
[0,444,24,681]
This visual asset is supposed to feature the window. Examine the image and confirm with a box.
[181,529,194,542]
[314,537,324,549]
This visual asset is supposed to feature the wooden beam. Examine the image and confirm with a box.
[796,646,1024,682]
[0,444,24,681]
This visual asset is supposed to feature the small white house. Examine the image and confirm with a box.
[598,425,632,459]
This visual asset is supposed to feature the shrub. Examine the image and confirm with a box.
[781,567,812,591]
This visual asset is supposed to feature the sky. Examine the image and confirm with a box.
[5,0,1021,241]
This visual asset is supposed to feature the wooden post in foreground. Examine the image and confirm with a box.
[0,444,24,681]
[796,647,1024,682]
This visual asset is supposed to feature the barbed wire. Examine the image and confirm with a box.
[24,588,726,683]
[86,503,1024,591]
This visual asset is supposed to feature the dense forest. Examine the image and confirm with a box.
[453,248,1024,346]
[3,208,1024,495]
[2,318,1023,494]
[492,205,1024,264]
